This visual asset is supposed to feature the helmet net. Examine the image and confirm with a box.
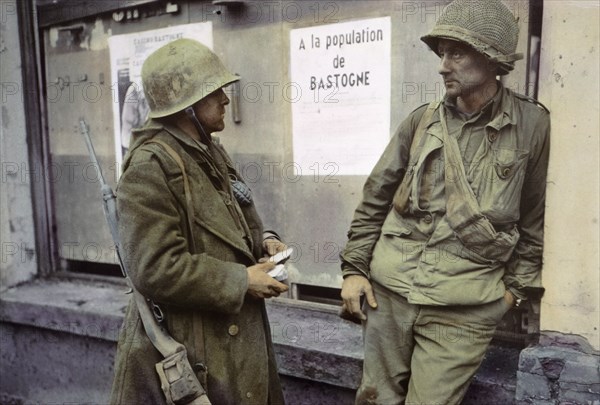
[421,0,523,74]
[437,0,519,55]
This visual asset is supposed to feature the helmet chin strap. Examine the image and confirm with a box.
[184,107,212,145]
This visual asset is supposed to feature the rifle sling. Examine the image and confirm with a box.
[145,139,197,254]
[143,139,208,375]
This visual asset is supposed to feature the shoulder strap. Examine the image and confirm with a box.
[439,105,495,235]
[514,92,550,113]
[439,106,521,262]
[392,100,440,214]
[408,100,441,163]
[144,139,197,254]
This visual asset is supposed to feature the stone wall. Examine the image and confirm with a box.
[517,332,600,404]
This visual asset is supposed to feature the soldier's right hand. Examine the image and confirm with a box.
[340,275,377,323]
[246,262,289,299]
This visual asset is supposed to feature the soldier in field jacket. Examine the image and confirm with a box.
[340,1,550,403]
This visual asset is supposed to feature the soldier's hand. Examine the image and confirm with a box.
[262,238,288,257]
[340,275,377,323]
[247,262,289,299]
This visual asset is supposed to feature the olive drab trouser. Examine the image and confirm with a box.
[392,101,519,263]
[356,282,511,405]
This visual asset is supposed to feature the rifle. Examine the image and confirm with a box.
[79,119,211,405]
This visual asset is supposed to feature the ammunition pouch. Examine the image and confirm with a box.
[156,349,211,405]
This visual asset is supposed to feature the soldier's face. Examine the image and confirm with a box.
[437,39,497,100]
[194,88,230,133]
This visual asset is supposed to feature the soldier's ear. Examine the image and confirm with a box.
[487,58,500,74]
[494,63,500,73]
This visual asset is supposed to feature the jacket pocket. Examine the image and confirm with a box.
[371,210,421,276]
[377,210,425,262]
[454,219,520,264]
[473,147,529,224]
[380,208,414,238]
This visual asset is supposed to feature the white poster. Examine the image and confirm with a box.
[108,22,213,168]
[290,17,391,175]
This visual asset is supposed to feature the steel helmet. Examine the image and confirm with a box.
[421,0,523,75]
[141,38,240,118]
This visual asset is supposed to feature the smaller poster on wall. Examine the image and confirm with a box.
[108,22,213,169]
[290,17,391,175]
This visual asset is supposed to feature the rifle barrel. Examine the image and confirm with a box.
[79,119,107,186]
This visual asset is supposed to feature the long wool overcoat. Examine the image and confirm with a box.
[110,120,284,405]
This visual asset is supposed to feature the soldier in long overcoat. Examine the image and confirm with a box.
[110,38,288,405]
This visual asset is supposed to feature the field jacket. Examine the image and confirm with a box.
[341,85,550,305]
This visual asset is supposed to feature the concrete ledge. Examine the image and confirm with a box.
[266,298,363,389]
[0,277,128,342]
[0,277,524,404]
[0,278,365,400]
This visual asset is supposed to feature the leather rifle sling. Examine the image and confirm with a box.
[144,139,208,381]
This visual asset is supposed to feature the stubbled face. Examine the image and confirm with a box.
[193,88,229,134]
[437,39,497,101]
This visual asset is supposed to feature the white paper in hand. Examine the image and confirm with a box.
[268,264,288,282]
[267,248,292,281]
[268,248,294,264]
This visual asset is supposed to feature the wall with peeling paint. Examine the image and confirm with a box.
[538,0,600,350]
[0,2,38,289]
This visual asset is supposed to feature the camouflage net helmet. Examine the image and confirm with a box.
[421,0,523,75]
[142,38,239,118]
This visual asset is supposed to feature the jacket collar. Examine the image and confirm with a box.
[425,81,517,133]
[129,119,218,163]
[486,84,518,131]
[129,118,212,151]
[161,121,213,153]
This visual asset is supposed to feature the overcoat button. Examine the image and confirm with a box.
[423,214,433,224]
[228,324,239,336]
[246,392,253,398]
[502,168,511,177]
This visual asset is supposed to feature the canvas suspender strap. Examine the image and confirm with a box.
[392,100,440,214]
[409,101,441,161]
[438,106,519,262]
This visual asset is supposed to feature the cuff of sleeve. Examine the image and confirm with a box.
[341,265,369,279]
[262,230,281,241]
[507,287,527,302]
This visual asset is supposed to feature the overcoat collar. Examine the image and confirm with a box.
[127,120,256,263]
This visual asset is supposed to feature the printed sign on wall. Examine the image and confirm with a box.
[290,17,391,175]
